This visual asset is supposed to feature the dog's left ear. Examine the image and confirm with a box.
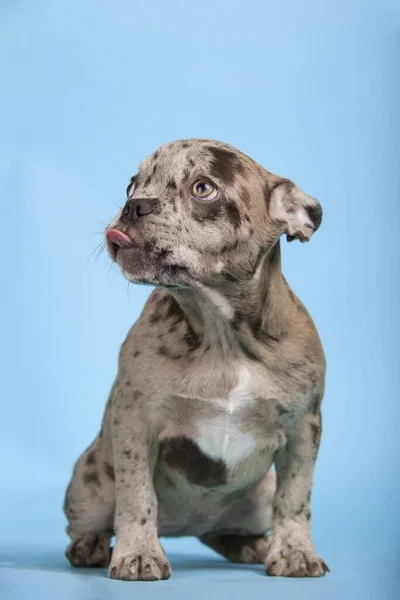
[269,179,322,242]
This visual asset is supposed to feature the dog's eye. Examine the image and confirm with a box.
[192,179,217,200]
[126,175,137,198]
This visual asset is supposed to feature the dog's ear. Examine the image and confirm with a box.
[269,179,322,242]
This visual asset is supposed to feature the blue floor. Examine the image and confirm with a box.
[1,538,398,600]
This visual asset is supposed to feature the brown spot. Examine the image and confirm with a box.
[104,462,115,480]
[125,380,132,387]
[238,339,260,362]
[162,437,227,487]
[85,451,96,466]
[141,518,147,526]
[83,471,100,485]
[240,186,251,205]
[158,345,182,360]
[310,421,321,447]
[263,181,270,206]
[150,314,161,325]
[208,146,245,186]
[133,350,140,357]
[122,449,132,458]
[163,297,184,323]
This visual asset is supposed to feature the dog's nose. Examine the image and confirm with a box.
[121,198,154,224]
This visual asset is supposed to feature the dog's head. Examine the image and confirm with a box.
[105,139,322,288]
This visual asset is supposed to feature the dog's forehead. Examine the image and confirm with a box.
[137,139,250,184]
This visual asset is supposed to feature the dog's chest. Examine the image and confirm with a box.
[193,365,257,467]
[160,364,284,486]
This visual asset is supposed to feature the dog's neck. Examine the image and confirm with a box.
[169,241,293,357]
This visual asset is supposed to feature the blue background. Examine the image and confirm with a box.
[1,0,399,598]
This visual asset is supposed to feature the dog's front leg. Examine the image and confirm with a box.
[108,392,171,582]
[265,411,329,577]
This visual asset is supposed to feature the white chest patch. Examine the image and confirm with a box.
[195,366,256,467]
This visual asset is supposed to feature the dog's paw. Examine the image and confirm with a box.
[66,533,111,567]
[108,546,171,581]
[265,546,329,578]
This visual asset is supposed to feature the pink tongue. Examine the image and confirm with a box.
[106,229,133,247]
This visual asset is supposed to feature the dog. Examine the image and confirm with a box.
[64,139,328,581]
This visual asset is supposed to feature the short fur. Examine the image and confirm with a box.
[64,139,329,581]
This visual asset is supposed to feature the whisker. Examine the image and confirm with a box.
[221,268,241,282]
[86,242,105,266]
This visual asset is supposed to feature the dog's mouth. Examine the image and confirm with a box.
[105,229,139,260]
[105,228,189,288]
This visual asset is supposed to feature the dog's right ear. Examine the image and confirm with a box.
[269,179,322,242]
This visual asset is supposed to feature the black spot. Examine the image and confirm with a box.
[277,403,289,415]
[83,472,100,485]
[125,380,132,387]
[208,147,245,186]
[133,350,140,357]
[295,503,306,516]
[126,175,137,198]
[166,178,177,190]
[305,204,322,232]
[154,248,172,262]
[147,507,151,516]
[183,325,202,352]
[122,449,132,458]
[144,240,155,253]
[162,437,227,487]
[144,175,152,187]
[153,150,159,160]
[225,200,242,228]
[141,518,147,526]
[167,264,189,279]
[309,393,321,414]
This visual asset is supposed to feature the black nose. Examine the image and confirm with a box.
[121,198,154,223]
